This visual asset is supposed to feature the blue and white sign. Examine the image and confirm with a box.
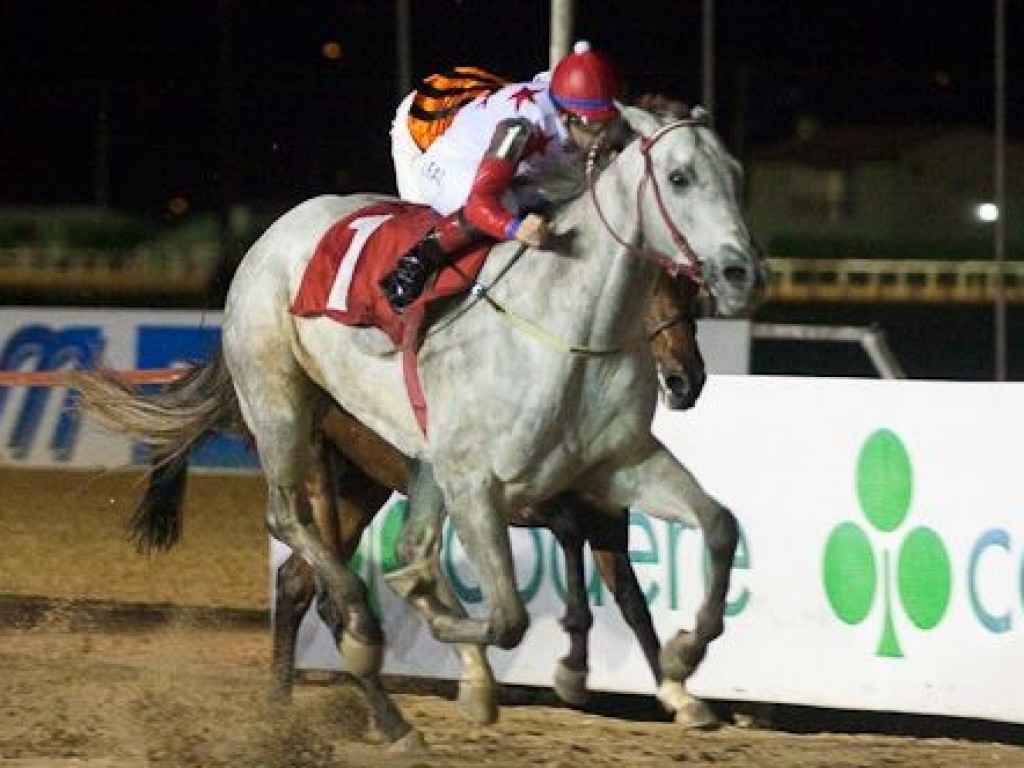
[0,308,257,469]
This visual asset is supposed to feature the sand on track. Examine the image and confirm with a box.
[2,468,1023,767]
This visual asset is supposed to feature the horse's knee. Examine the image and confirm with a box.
[492,603,529,649]
[706,504,738,559]
[560,604,593,635]
[276,556,315,609]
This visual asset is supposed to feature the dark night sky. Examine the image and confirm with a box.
[1,1,1021,216]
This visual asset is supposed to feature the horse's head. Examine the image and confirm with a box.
[616,105,768,318]
[647,271,706,410]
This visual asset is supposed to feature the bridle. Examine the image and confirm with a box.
[449,116,711,358]
[646,311,692,342]
[644,272,701,342]
[586,117,706,284]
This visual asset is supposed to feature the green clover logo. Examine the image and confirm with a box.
[822,429,953,657]
[349,498,408,620]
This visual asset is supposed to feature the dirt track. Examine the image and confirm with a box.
[2,468,1024,767]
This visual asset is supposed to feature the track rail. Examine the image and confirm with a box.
[0,368,183,387]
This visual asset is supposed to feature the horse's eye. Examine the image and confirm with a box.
[668,169,688,187]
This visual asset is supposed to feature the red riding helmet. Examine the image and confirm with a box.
[550,40,623,122]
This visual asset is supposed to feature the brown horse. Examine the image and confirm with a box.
[126,270,709,724]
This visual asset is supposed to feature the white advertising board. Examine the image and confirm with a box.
[280,375,1024,725]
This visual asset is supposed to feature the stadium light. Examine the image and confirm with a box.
[976,202,1000,223]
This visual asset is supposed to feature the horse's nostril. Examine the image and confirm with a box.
[665,375,690,398]
[722,265,749,287]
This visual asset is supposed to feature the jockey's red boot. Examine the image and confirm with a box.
[380,211,475,312]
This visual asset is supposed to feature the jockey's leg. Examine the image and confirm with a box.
[379,210,480,312]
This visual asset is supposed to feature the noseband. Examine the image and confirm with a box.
[586,118,705,283]
[646,311,692,342]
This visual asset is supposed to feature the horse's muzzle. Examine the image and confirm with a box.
[702,245,769,318]
[661,368,707,411]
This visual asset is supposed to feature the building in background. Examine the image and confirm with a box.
[749,123,1024,258]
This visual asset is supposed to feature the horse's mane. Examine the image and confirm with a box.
[528,153,588,209]
[633,93,692,119]
[533,95,697,212]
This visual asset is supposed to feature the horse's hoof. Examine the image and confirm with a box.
[656,680,720,730]
[457,680,499,725]
[339,633,384,677]
[674,698,721,730]
[553,660,590,707]
[387,728,428,754]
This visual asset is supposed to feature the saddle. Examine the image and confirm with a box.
[289,201,491,434]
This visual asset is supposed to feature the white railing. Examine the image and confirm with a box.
[767,258,1024,303]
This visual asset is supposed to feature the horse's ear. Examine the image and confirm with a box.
[690,105,711,124]
[620,105,663,136]
[634,93,690,119]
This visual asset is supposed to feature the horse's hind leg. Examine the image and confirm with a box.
[230,365,416,745]
[271,441,351,705]
[270,554,316,703]
[595,441,737,729]
[310,435,428,742]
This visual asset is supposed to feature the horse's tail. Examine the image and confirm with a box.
[73,351,245,552]
[128,450,191,553]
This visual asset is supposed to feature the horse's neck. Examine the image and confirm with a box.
[484,152,657,350]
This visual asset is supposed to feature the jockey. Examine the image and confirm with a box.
[381,40,625,311]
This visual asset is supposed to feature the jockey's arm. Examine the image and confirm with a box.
[462,118,550,248]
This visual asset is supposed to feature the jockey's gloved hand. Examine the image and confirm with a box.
[514,213,550,248]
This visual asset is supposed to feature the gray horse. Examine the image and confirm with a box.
[77,106,764,749]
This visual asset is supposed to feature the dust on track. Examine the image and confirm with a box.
[2,468,1023,767]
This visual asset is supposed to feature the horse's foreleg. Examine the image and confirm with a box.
[543,515,592,707]
[384,461,498,725]
[532,495,598,708]
[437,475,528,650]
[598,442,736,729]
[591,549,663,685]
[585,509,664,687]
[591,546,717,723]
[392,462,527,647]
[385,460,455,621]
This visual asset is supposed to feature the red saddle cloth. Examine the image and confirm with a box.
[289,200,491,433]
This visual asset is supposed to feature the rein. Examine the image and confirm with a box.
[440,246,636,356]
[435,118,711,358]
[646,312,691,341]
[586,118,705,283]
